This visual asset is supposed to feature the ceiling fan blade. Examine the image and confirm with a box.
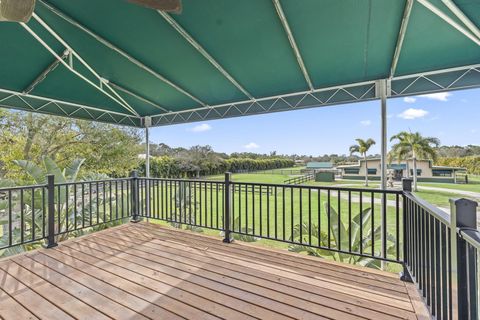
[127,0,182,13]
[0,0,36,23]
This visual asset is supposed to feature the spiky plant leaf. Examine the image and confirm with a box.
[13,160,46,184]
[64,158,85,182]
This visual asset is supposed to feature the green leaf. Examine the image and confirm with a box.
[324,202,349,249]
[64,158,85,182]
[43,157,66,183]
[13,160,46,184]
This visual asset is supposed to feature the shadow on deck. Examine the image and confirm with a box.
[0,222,430,319]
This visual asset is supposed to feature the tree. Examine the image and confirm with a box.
[349,139,376,186]
[390,132,439,191]
[0,110,142,179]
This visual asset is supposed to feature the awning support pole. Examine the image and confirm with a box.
[144,117,151,219]
[376,79,390,268]
[145,117,151,178]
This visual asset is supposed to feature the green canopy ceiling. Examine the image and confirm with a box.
[0,0,479,127]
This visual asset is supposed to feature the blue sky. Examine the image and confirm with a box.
[149,88,479,156]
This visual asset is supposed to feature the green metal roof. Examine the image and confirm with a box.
[0,0,479,127]
[306,162,333,169]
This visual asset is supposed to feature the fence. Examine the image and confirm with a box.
[0,175,132,250]
[283,173,315,185]
[1,173,479,319]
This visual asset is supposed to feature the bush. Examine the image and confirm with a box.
[138,156,295,178]
[435,156,480,175]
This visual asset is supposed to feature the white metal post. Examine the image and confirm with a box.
[145,126,150,178]
[377,80,389,269]
[380,95,387,190]
[144,117,151,220]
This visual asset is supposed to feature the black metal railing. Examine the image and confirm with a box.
[229,181,403,264]
[137,177,225,231]
[403,179,479,320]
[457,228,479,319]
[0,175,133,251]
[0,184,48,250]
[2,172,479,320]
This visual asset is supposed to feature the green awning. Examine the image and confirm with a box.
[0,0,479,127]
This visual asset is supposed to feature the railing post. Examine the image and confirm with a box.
[44,175,57,248]
[401,178,413,282]
[223,172,232,243]
[130,170,140,223]
[402,178,413,193]
[450,198,478,320]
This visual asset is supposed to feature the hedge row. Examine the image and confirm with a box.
[435,156,480,175]
[138,156,295,178]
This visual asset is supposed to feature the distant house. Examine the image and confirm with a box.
[306,162,333,170]
[338,159,466,183]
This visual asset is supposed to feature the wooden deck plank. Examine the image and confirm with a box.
[0,260,110,320]
[0,267,74,320]
[56,243,261,320]
[132,223,408,294]
[94,229,417,320]
[81,235,364,320]
[123,224,414,309]
[62,240,315,320]
[0,222,431,320]
[11,255,149,320]
[0,287,38,320]
[25,251,183,320]
[133,222,400,280]
[39,248,218,320]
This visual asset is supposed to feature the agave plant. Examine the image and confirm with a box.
[0,157,126,257]
[219,215,258,242]
[169,181,203,232]
[289,202,396,269]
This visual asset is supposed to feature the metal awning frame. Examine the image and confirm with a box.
[1,0,480,128]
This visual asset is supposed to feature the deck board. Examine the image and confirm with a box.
[0,222,429,320]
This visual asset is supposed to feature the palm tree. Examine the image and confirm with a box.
[390,132,439,191]
[350,139,376,186]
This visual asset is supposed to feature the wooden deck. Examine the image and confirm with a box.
[0,222,429,320]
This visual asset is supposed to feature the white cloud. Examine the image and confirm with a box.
[403,97,416,103]
[398,108,429,120]
[472,129,478,134]
[360,120,371,126]
[188,123,211,133]
[244,142,260,149]
[419,92,451,101]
